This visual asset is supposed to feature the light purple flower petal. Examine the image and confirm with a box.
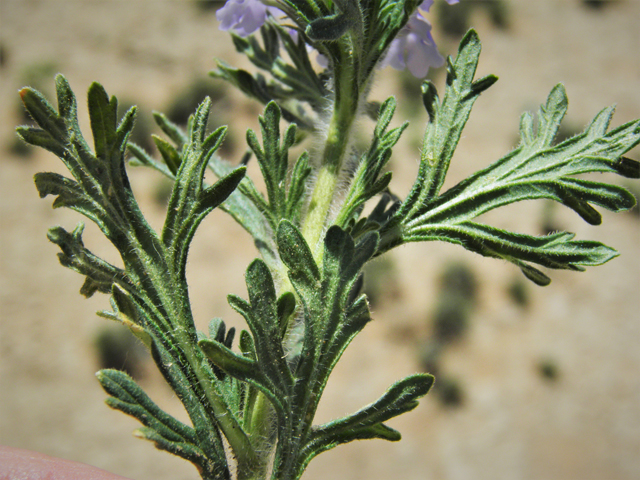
[420,0,436,11]
[380,10,445,78]
[407,11,434,39]
[405,31,444,78]
[216,0,282,37]
[406,14,445,76]
[384,39,407,71]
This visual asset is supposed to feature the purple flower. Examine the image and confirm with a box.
[381,0,459,78]
[216,0,282,37]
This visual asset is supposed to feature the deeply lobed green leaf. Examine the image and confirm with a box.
[380,29,640,285]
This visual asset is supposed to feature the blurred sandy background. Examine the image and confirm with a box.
[1,1,639,479]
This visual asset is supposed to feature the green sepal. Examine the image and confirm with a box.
[276,0,327,24]
[305,0,362,43]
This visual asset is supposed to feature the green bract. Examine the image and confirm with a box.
[17,0,639,478]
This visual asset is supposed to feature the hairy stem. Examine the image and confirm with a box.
[238,392,274,480]
[302,54,359,255]
[150,265,260,472]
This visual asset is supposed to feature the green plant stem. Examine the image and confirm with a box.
[302,54,359,255]
[176,328,259,467]
[269,46,362,480]
[238,392,274,480]
[152,270,260,473]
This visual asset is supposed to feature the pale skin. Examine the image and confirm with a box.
[0,445,131,480]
